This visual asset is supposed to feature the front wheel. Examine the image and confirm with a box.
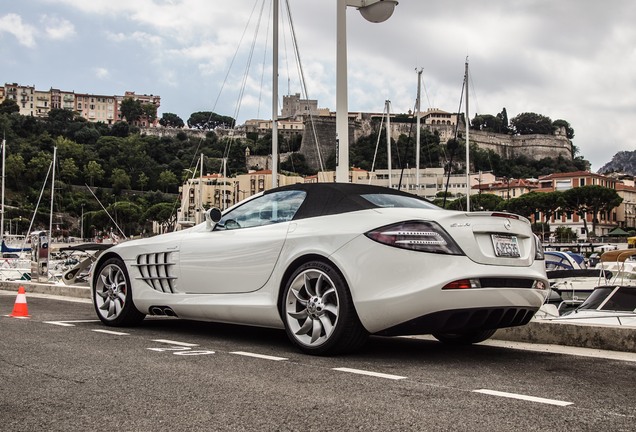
[93,257,145,326]
[282,261,368,355]
[432,329,497,345]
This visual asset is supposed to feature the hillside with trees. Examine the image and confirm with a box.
[0,98,592,240]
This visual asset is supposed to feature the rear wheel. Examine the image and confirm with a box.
[432,329,497,345]
[282,261,368,355]
[93,257,145,326]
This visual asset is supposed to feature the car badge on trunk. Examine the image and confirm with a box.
[504,220,512,230]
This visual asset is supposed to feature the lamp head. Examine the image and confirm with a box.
[358,0,398,23]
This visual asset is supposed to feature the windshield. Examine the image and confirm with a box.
[215,190,306,230]
[578,287,636,311]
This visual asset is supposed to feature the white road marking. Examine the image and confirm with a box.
[44,320,100,327]
[474,389,573,406]
[333,367,406,380]
[152,339,199,347]
[5,315,29,319]
[230,351,288,361]
[92,329,129,336]
[403,335,636,363]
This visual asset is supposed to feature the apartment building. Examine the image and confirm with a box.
[50,88,75,110]
[473,178,539,200]
[34,89,52,118]
[75,93,118,124]
[2,83,158,126]
[4,83,35,116]
[118,91,161,127]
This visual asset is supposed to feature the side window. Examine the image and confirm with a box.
[215,190,306,230]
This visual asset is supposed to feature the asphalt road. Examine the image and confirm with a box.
[1,291,635,432]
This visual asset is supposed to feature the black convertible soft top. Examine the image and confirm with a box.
[263,183,431,220]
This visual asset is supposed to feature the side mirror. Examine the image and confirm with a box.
[205,207,222,231]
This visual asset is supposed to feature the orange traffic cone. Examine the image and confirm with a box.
[9,286,29,318]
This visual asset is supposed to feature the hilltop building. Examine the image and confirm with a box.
[0,82,160,126]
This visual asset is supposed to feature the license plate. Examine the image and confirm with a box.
[492,234,520,258]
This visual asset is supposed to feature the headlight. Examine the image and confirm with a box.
[365,221,464,255]
[534,234,544,260]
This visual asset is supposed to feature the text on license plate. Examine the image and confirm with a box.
[491,234,520,258]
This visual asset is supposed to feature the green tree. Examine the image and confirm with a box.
[120,98,143,123]
[510,112,554,135]
[534,191,565,225]
[142,103,157,123]
[157,170,178,193]
[5,154,25,189]
[562,185,623,238]
[137,172,149,192]
[107,201,142,236]
[448,193,503,211]
[110,168,131,194]
[142,202,177,232]
[60,158,79,183]
[110,121,130,137]
[27,151,53,184]
[187,111,235,130]
[85,160,105,187]
[502,194,537,218]
[159,112,184,128]
[0,99,20,115]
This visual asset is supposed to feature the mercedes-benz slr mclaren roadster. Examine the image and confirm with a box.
[91,183,548,355]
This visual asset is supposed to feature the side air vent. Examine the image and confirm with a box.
[133,252,177,293]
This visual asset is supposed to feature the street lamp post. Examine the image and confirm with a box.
[335,0,398,183]
[80,204,84,242]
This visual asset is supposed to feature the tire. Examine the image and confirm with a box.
[281,260,368,355]
[93,257,145,326]
[432,329,497,345]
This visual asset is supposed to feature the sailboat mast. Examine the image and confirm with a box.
[1,137,5,241]
[271,0,279,189]
[415,69,422,193]
[464,59,470,212]
[198,153,203,220]
[48,146,57,271]
[385,100,392,188]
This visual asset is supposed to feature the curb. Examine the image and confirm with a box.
[494,320,636,353]
[0,280,90,300]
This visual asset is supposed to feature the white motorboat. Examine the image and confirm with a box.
[545,285,636,326]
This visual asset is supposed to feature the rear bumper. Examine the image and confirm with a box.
[376,306,538,336]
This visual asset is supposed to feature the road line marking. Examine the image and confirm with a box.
[44,320,100,327]
[230,351,288,361]
[152,339,199,347]
[473,389,573,406]
[333,367,406,380]
[92,329,129,336]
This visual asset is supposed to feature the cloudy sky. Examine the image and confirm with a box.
[1,0,635,171]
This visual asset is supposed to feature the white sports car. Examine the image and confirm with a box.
[91,183,548,355]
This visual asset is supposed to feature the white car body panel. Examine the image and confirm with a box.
[92,185,549,338]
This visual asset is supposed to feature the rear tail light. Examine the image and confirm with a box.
[442,279,481,289]
[365,221,464,255]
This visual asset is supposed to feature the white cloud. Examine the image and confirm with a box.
[0,13,37,47]
[41,15,76,40]
[94,67,110,79]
